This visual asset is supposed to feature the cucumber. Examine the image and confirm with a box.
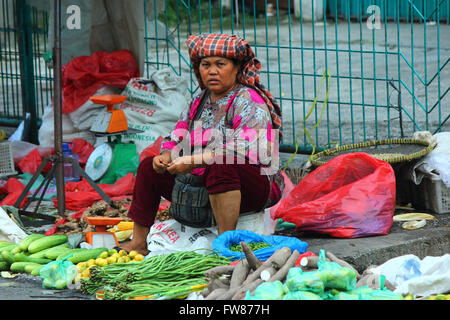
[66,248,108,264]
[1,250,15,264]
[0,241,15,248]
[0,261,9,271]
[10,262,37,273]
[19,234,45,251]
[13,252,52,265]
[28,235,68,254]
[0,244,18,253]
[45,246,73,260]
[56,248,88,261]
[29,243,70,259]
[11,246,24,255]
[24,263,43,274]
[31,264,43,276]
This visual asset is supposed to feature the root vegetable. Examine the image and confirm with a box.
[214,247,292,300]
[231,279,264,300]
[200,287,210,297]
[229,259,250,289]
[207,278,229,292]
[205,288,229,300]
[240,241,262,271]
[241,247,292,286]
[300,255,322,269]
[268,250,300,282]
[260,266,277,281]
[204,265,235,280]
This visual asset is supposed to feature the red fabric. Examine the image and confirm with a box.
[17,148,52,174]
[62,50,140,114]
[0,178,28,208]
[52,173,135,211]
[128,156,270,228]
[186,34,282,136]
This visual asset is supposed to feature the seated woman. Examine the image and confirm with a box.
[122,34,284,255]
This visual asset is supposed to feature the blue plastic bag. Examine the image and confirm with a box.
[212,230,308,261]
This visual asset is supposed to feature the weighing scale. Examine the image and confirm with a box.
[84,216,122,249]
[90,95,128,134]
[86,95,143,182]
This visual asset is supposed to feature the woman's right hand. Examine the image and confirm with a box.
[153,151,171,174]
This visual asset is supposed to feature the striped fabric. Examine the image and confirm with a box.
[186,34,282,136]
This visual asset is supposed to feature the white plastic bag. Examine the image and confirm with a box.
[118,69,189,154]
[146,219,218,256]
[235,208,277,235]
[0,207,28,243]
[370,253,450,297]
[68,85,122,131]
[38,102,96,148]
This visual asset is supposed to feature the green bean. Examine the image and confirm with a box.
[82,250,231,299]
[229,241,271,252]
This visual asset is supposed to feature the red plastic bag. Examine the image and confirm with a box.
[71,138,94,168]
[139,136,164,162]
[274,152,396,238]
[0,178,28,208]
[52,173,135,211]
[62,50,140,114]
[17,148,52,174]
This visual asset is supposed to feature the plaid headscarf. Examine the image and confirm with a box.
[186,34,282,135]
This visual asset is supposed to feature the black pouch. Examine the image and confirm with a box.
[169,174,216,228]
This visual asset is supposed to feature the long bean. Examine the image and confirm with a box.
[80,249,230,299]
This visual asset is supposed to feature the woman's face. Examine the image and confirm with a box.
[199,56,240,99]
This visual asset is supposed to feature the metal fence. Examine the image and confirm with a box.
[1,0,449,153]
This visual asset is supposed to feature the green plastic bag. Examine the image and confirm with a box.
[283,290,322,300]
[39,254,77,290]
[334,286,404,300]
[317,249,357,291]
[99,143,139,184]
[245,281,286,300]
[285,267,326,295]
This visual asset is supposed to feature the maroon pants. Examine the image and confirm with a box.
[128,156,271,228]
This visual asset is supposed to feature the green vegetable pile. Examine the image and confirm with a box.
[80,250,231,300]
[229,241,271,252]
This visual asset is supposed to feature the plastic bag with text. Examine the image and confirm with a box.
[274,152,396,238]
[146,219,218,256]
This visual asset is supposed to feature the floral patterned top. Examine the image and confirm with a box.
[162,84,284,204]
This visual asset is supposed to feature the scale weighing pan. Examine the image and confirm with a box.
[84,216,123,249]
[90,95,128,134]
[90,95,127,106]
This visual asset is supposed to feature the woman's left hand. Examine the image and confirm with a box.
[166,156,195,175]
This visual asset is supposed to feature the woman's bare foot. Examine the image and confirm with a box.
[120,221,150,255]
[121,240,149,256]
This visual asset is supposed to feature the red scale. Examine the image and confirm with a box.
[84,216,122,249]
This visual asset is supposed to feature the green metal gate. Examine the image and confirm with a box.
[0,0,51,143]
[146,0,449,153]
[1,0,449,153]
